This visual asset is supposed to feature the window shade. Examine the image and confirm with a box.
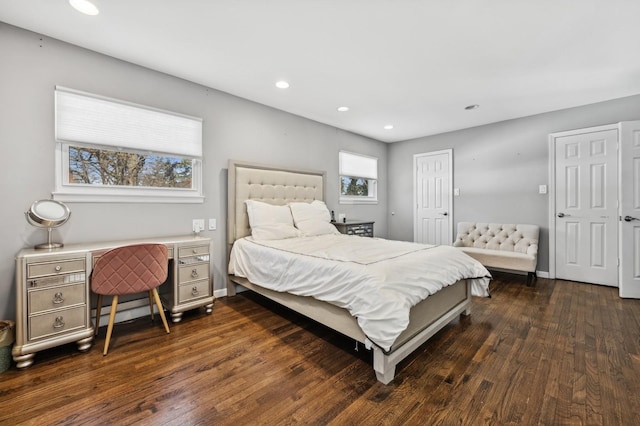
[339,151,378,180]
[55,87,203,158]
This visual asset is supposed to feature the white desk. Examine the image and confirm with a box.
[13,235,213,368]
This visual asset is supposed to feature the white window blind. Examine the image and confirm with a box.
[55,86,202,158]
[339,151,378,179]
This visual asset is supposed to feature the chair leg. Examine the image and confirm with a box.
[148,291,155,321]
[152,288,170,334]
[95,294,103,336]
[103,295,119,356]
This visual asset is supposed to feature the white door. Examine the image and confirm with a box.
[619,121,640,298]
[414,149,452,245]
[555,129,619,286]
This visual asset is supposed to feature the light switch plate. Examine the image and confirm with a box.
[192,219,205,232]
[539,184,547,194]
[209,218,217,230]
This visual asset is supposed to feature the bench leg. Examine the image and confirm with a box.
[526,272,536,286]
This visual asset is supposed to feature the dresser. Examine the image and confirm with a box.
[13,235,213,368]
[333,221,374,237]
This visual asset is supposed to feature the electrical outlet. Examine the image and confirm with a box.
[192,219,205,233]
[209,218,217,230]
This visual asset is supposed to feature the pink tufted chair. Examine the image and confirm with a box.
[91,244,171,355]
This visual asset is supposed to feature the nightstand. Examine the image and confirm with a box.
[333,221,374,237]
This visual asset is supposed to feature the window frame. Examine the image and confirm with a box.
[339,151,378,205]
[53,86,204,203]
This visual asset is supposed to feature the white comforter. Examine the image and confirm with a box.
[228,234,491,351]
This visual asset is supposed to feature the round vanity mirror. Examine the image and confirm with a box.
[25,199,71,249]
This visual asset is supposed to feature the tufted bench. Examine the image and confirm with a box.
[453,222,539,285]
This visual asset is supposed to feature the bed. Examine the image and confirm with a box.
[226,160,490,384]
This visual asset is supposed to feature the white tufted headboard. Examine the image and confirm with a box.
[227,160,326,246]
[453,222,539,256]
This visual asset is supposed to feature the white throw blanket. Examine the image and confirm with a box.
[229,234,491,351]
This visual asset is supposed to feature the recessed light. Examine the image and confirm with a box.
[275,81,290,89]
[69,0,99,16]
[337,106,349,112]
[465,104,479,110]
[384,125,394,130]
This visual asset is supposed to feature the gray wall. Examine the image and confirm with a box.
[388,94,640,272]
[0,23,388,321]
[3,21,640,322]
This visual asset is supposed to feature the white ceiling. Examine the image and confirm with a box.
[2,0,640,143]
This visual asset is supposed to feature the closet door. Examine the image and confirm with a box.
[554,129,619,286]
[619,121,640,298]
[414,149,453,245]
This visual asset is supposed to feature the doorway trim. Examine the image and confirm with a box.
[547,123,619,280]
[413,149,453,245]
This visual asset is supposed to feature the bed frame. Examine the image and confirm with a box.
[226,160,472,384]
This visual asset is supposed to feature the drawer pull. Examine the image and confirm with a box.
[191,286,199,296]
[53,316,65,329]
[191,269,199,278]
[52,292,65,304]
[55,265,62,272]
[192,248,197,254]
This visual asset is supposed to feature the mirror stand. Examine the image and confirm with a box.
[35,227,64,250]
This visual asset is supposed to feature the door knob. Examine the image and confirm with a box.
[557,212,565,218]
[624,215,639,222]
[439,212,448,216]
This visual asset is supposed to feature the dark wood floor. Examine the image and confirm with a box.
[2,273,640,425]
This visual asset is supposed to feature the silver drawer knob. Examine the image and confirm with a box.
[55,265,62,272]
[52,292,65,304]
[191,269,199,278]
[191,286,199,296]
[53,316,65,329]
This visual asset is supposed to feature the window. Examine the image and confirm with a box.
[68,146,193,187]
[339,151,378,204]
[53,86,203,203]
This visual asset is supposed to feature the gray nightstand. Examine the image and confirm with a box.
[333,221,374,237]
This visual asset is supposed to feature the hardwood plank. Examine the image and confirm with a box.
[584,283,605,425]
[1,274,640,425]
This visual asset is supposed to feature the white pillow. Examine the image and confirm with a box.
[289,200,340,236]
[245,200,300,240]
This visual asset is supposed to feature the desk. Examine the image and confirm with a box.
[13,235,213,368]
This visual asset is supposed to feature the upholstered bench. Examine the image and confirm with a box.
[453,222,539,285]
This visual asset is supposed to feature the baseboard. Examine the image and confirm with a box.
[91,298,157,327]
[92,289,226,327]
